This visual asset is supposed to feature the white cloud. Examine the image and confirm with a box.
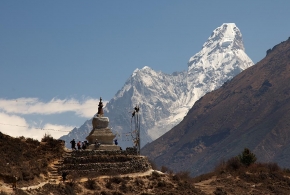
[41,123,75,140]
[0,97,109,140]
[0,97,107,118]
[0,112,74,140]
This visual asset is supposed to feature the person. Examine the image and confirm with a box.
[77,141,81,150]
[81,142,85,150]
[62,172,68,183]
[70,139,76,150]
[114,139,118,145]
[94,139,101,148]
[12,175,17,189]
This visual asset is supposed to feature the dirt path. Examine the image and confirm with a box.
[79,169,160,182]
[194,176,217,195]
[20,181,49,191]
[0,182,14,194]
[0,181,50,194]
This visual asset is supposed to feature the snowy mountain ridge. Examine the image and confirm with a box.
[60,23,254,148]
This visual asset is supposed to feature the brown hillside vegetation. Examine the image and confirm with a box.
[2,148,290,195]
[142,37,290,176]
[0,132,64,185]
[0,131,204,195]
[1,132,290,194]
[6,162,290,195]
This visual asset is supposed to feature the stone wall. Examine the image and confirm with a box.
[63,155,134,164]
[70,147,137,157]
[59,149,151,176]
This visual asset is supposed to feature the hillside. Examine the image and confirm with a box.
[0,132,204,195]
[1,144,290,194]
[142,37,290,176]
[0,132,64,193]
[2,132,290,194]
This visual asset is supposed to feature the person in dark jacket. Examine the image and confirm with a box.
[62,172,68,183]
[70,139,76,150]
[82,141,86,150]
[12,175,17,189]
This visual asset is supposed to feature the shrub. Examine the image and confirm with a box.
[64,184,76,195]
[13,189,29,195]
[67,172,79,187]
[148,159,157,170]
[110,176,124,184]
[214,187,227,195]
[112,192,123,195]
[105,179,113,189]
[160,166,173,174]
[85,178,100,190]
[238,148,257,166]
[267,162,280,172]
[157,180,166,187]
[134,178,145,186]
[41,133,53,142]
[119,183,128,193]
[174,171,192,182]
[100,191,110,195]
[226,157,242,171]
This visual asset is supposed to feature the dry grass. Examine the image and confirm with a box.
[0,132,64,185]
[192,157,290,195]
[25,170,204,195]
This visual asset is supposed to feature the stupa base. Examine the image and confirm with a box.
[87,144,121,151]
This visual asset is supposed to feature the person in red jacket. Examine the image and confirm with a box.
[77,141,81,150]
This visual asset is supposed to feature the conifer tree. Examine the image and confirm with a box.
[238,148,257,166]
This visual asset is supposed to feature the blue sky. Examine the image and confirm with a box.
[1,1,289,140]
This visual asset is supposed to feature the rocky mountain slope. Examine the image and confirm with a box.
[141,37,290,176]
[60,23,254,148]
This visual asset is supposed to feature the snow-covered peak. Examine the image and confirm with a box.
[185,23,253,106]
[132,66,154,77]
[203,23,242,49]
[142,66,151,70]
[188,23,250,71]
[132,68,140,77]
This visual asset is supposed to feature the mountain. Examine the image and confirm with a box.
[60,23,254,148]
[141,37,290,176]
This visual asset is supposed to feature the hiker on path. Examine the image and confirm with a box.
[12,175,17,189]
[62,172,68,183]
[70,139,76,150]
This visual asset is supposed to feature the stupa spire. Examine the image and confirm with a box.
[97,97,104,117]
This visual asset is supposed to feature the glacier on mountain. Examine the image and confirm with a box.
[60,23,254,148]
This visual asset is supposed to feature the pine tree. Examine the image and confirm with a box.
[238,148,257,166]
